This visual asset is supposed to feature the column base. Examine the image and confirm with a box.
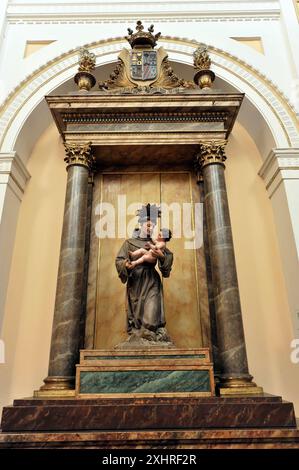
[35,376,76,398]
[34,389,76,398]
[219,385,264,395]
[218,376,264,395]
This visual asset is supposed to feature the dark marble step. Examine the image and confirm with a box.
[1,427,299,449]
[1,395,296,432]
[13,393,283,406]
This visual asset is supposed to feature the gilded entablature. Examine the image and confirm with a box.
[47,25,242,146]
[97,21,195,93]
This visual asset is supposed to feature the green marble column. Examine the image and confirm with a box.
[39,142,94,394]
[196,141,262,395]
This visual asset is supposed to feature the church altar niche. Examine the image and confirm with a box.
[39,22,256,397]
[2,22,298,446]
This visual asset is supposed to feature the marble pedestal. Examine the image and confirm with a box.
[1,349,297,448]
[76,348,214,397]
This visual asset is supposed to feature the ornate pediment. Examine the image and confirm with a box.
[74,21,216,93]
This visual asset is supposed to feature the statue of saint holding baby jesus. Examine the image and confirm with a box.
[115,204,174,347]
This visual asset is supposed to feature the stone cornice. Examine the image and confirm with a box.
[0,152,31,201]
[6,1,281,24]
[46,93,242,146]
[258,148,299,197]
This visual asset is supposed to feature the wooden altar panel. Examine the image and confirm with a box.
[160,173,204,348]
[91,171,209,349]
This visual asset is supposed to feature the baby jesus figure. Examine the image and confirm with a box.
[128,228,172,268]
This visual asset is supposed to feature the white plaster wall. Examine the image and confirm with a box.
[0,0,298,106]
[284,179,299,254]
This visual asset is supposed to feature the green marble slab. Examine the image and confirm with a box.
[79,369,210,394]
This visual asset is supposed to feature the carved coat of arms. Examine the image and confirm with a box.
[130,50,157,81]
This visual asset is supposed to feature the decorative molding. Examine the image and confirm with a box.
[0,152,31,201]
[258,148,299,197]
[0,36,298,154]
[62,111,228,124]
[6,1,281,24]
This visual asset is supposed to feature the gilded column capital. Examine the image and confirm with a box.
[196,140,227,169]
[64,142,95,171]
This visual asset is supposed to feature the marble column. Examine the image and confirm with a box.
[79,175,94,350]
[196,141,262,394]
[197,179,221,379]
[39,142,94,394]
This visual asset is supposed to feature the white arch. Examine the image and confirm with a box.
[0,36,298,165]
